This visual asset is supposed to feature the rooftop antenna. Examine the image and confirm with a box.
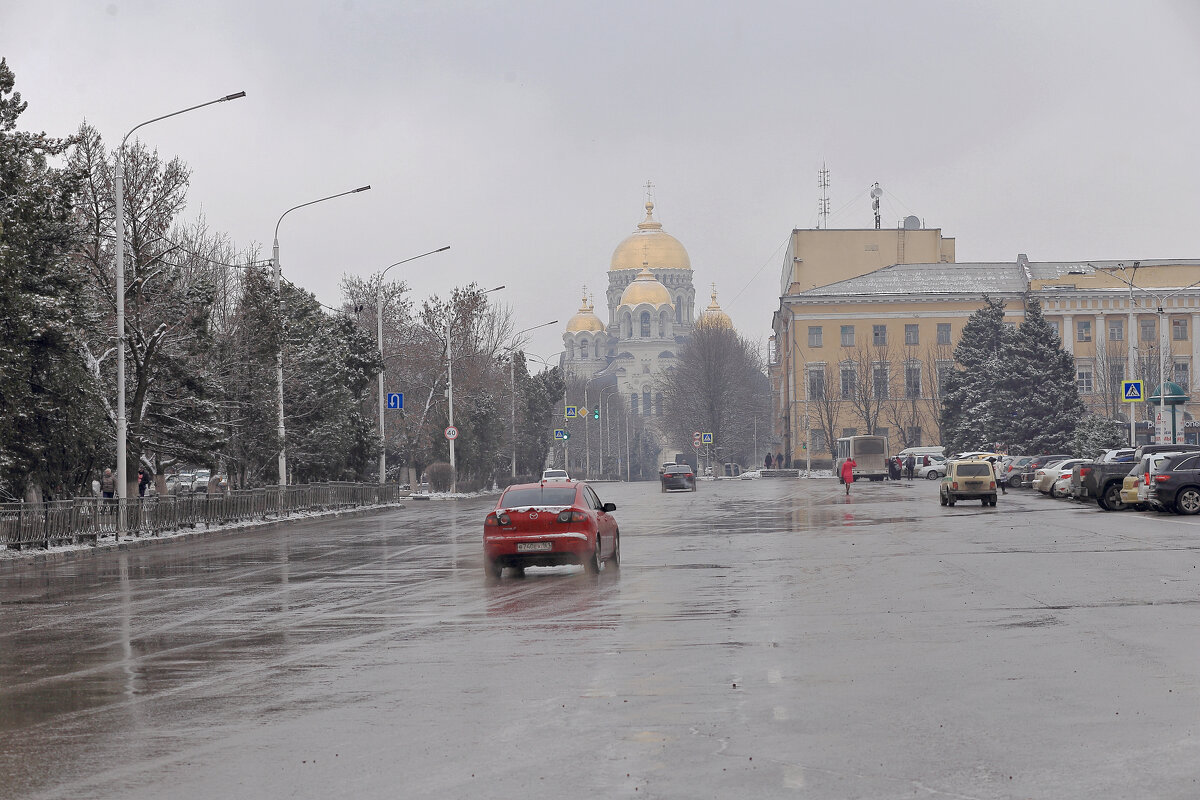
[870,183,882,230]
[817,163,830,229]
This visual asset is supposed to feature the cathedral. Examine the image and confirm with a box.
[560,192,732,465]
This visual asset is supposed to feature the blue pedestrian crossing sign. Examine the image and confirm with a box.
[387,392,403,409]
[1122,380,1144,402]
[554,429,566,440]
[701,432,713,444]
[564,405,578,419]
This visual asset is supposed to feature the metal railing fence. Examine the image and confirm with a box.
[0,482,402,551]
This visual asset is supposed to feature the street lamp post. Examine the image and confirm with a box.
[508,321,558,479]
[272,185,371,489]
[376,247,451,485]
[447,285,505,492]
[582,375,606,479]
[112,90,245,533]
[599,384,616,475]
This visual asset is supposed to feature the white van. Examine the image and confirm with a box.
[896,446,945,461]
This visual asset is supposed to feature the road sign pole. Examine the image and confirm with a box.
[1130,402,1135,448]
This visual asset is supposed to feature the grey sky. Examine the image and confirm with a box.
[7,0,1200,360]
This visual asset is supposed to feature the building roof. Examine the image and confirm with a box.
[565,291,605,333]
[610,200,691,272]
[620,267,674,308]
[799,262,1028,297]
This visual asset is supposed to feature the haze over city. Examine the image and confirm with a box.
[7,0,1200,357]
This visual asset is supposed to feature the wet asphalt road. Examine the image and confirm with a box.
[1,477,1199,799]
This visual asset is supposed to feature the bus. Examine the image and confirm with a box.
[835,435,890,482]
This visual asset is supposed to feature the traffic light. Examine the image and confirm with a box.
[562,431,570,440]
[593,405,600,420]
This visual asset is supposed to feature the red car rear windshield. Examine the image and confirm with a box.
[501,487,578,506]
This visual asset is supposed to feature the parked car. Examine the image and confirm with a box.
[1137,452,1183,510]
[1001,456,1033,488]
[1034,459,1087,494]
[1144,451,1200,514]
[1118,468,1143,508]
[1017,454,1072,489]
[661,464,697,492]
[541,469,571,483]
[192,469,211,493]
[940,459,999,507]
[482,480,619,579]
[177,471,195,493]
[917,454,948,480]
[1077,448,1139,509]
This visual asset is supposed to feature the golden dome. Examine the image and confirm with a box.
[609,199,691,272]
[697,285,733,329]
[619,268,673,308]
[565,291,606,333]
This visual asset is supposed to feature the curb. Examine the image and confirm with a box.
[0,502,405,571]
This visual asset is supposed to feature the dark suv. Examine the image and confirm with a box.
[1145,452,1200,514]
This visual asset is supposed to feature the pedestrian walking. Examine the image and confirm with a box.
[137,469,148,497]
[888,455,900,481]
[764,453,774,470]
[100,468,115,499]
[989,457,1007,495]
[840,456,857,495]
[905,454,916,480]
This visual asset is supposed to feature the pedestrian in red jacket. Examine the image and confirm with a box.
[840,457,857,495]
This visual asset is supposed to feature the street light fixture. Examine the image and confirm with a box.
[508,321,559,478]
[112,90,245,533]
[272,185,371,488]
[375,246,451,485]
[447,285,505,492]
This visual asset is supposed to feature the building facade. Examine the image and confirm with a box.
[770,226,1200,465]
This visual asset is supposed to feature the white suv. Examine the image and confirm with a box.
[541,469,570,482]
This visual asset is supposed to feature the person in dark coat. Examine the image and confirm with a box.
[137,469,149,497]
[905,454,916,480]
[888,456,900,481]
[100,468,115,499]
[764,453,773,470]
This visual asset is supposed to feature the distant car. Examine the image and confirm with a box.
[192,469,211,493]
[541,469,570,483]
[659,463,675,475]
[483,480,619,579]
[660,464,697,492]
[1016,454,1072,489]
[1033,459,1084,494]
[917,454,948,480]
[940,459,998,507]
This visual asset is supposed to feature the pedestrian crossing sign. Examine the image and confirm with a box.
[1122,380,1144,402]
[554,429,566,440]
[565,405,578,419]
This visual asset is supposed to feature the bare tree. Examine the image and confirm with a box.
[841,333,894,436]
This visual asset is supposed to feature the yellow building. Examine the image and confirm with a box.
[771,227,1200,465]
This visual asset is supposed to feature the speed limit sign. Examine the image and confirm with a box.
[444,426,459,440]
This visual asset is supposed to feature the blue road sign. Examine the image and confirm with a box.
[565,405,578,419]
[702,432,713,444]
[554,429,566,440]
[1122,380,1144,402]
[387,392,403,409]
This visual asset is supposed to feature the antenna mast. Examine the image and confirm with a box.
[870,182,882,230]
[817,163,830,229]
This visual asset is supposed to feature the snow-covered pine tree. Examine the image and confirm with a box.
[1008,297,1082,453]
[0,59,108,500]
[940,296,1014,453]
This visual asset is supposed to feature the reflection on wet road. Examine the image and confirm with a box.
[2,477,1198,799]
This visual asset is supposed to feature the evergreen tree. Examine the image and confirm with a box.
[1071,414,1128,458]
[0,59,107,500]
[1008,297,1083,453]
[940,296,1014,452]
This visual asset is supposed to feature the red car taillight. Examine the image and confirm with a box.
[1155,474,1171,483]
[557,509,587,523]
[684,473,694,478]
[1080,467,1092,477]
[990,481,996,489]
[952,481,959,490]
[485,512,511,526]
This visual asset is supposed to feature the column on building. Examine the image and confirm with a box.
[1063,312,1074,356]
[1191,312,1200,391]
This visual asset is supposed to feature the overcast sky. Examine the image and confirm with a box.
[7,0,1200,361]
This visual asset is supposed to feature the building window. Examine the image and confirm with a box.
[1077,319,1092,343]
[905,324,919,346]
[808,326,823,348]
[1108,318,1123,341]
[905,362,921,398]
[1049,319,1061,340]
[906,427,922,447]
[936,360,954,394]
[1140,319,1156,343]
[567,343,575,360]
[841,325,855,347]
[675,298,683,324]
[1175,361,1190,389]
[875,427,888,438]
[642,387,651,415]
[873,325,887,346]
[630,393,638,415]
[580,339,589,360]
[936,323,951,345]
[1076,363,1094,394]
[656,391,664,416]
[873,362,890,399]
[840,363,857,399]
[1173,318,1188,341]
[812,428,827,453]
[640,312,651,338]
[807,365,826,401]
[841,428,858,438]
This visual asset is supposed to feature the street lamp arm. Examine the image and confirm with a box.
[274,185,371,243]
[120,91,247,150]
[380,245,450,283]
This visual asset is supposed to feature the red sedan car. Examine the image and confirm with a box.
[483,481,620,579]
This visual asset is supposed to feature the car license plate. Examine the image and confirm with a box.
[517,542,552,552]
[966,481,982,488]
